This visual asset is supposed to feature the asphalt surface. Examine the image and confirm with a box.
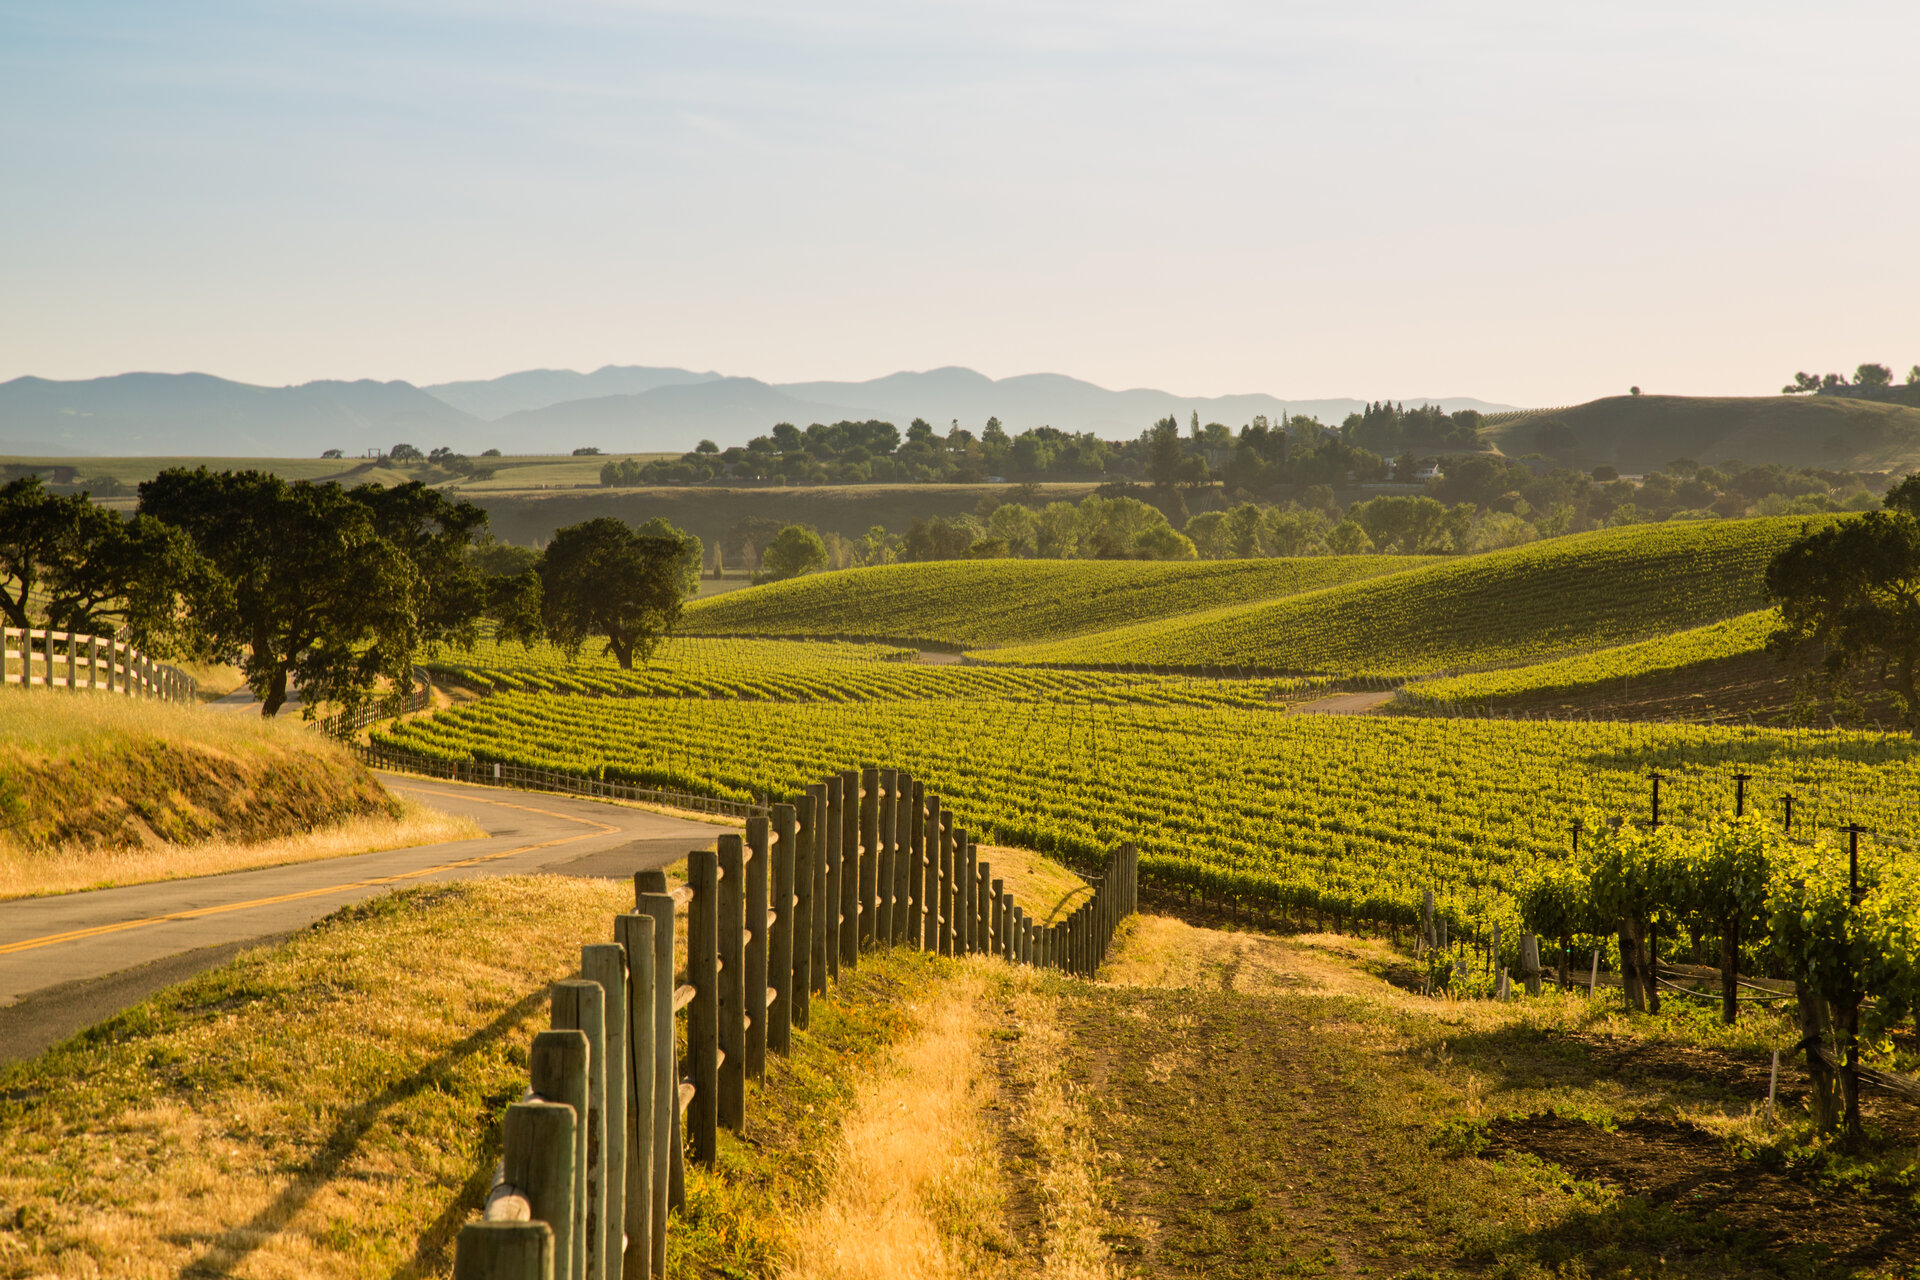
[0,773,728,1063]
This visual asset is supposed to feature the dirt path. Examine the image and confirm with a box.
[1024,918,1920,1279]
[1290,690,1394,715]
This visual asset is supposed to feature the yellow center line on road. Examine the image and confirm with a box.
[0,789,624,959]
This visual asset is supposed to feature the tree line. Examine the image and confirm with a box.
[597,404,1500,490]
[0,472,699,720]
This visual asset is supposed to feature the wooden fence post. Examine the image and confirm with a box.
[612,913,654,1280]
[858,769,879,950]
[769,803,796,1055]
[925,796,944,952]
[550,981,606,1280]
[990,877,1004,957]
[952,829,968,954]
[962,837,978,955]
[716,835,745,1132]
[809,782,830,995]
[822,776,841,983]
[1522,934,1542,997]
[876,769,896,946]
[633,881,676,1273]
[687,849,720,1165]
[578,945,628,1279]
[530,1029,590,1280]
[907,780,926,946]
[498,1100,574,1279]
[792,791,816,1029]
[937,816,955,955]
[455,1219,554,1280]
[839,770,860,971]
[976,861,991,955]
[744,817,769,1077]
[892,771,913,944]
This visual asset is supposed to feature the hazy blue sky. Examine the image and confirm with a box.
[4,1,1916,405]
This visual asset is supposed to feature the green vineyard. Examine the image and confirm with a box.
[977,517,1824,676]
[373,686,1920,941]
[424,634,1321,708]
[681,555,1428,648]
[1401,609,1778,707]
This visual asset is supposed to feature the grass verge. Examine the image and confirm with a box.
[0,797,483,900]
[0,876,624,1278]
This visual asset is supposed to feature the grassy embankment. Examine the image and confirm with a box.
[0,692,475,899]
[683,555,1429,650]
[975,517,1822,678]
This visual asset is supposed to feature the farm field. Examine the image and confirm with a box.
[371,687,1920,942]
[681,555,1430,649]
[428,633,1320,707]
[975,517,1823,676]
[1400,609,1779,709]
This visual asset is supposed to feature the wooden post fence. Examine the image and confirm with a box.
[3,626,196,703]
[455,774,1142,1280]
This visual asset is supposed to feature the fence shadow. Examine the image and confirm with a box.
[172,986,547,1279]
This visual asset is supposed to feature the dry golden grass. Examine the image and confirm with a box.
[977,844,1088,925]
[0,797,483,900]
[0,876,629,1278]
[0,689,395,856]
[784,959,1011,1280]
[1000,974,1121,1280]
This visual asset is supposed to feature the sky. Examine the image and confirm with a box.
[3,0,1917,406]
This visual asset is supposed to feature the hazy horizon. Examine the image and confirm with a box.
[5,2,1917,404]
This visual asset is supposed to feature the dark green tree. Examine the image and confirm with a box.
[1146,417,1183,489]
[634,516,704,596]
[0,476,209,650]
[538,518,694,669]
[757,524,828,582]
[139,468,421,719]
[1766,506,1920,734]
[347,481,489,651]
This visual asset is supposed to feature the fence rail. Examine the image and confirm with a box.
[452,764,1138,1278]
[1,626,195,704]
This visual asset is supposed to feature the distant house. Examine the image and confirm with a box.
[1415,462,1444,482]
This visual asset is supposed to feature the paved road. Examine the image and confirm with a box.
[0,774,728,1063]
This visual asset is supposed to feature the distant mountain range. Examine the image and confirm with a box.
[0,364,1515,458]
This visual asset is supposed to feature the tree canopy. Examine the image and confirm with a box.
[0,475,210,653]
[1766,507,1920,734]
[538,517,697,669]
[138,468,429,719]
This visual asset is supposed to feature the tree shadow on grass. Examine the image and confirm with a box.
[171,986,546,1279]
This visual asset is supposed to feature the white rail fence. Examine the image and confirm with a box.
[1,626,196,704]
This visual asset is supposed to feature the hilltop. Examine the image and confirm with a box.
[1487,393,1920,475]
[681,555,1430,649]
[971,517,1823,676]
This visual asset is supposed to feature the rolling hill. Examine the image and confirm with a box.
[969,517,1827,676]
[1486,394,1920,475]
[681,556,1432,649]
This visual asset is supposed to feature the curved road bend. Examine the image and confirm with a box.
[0,773,729,1064]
